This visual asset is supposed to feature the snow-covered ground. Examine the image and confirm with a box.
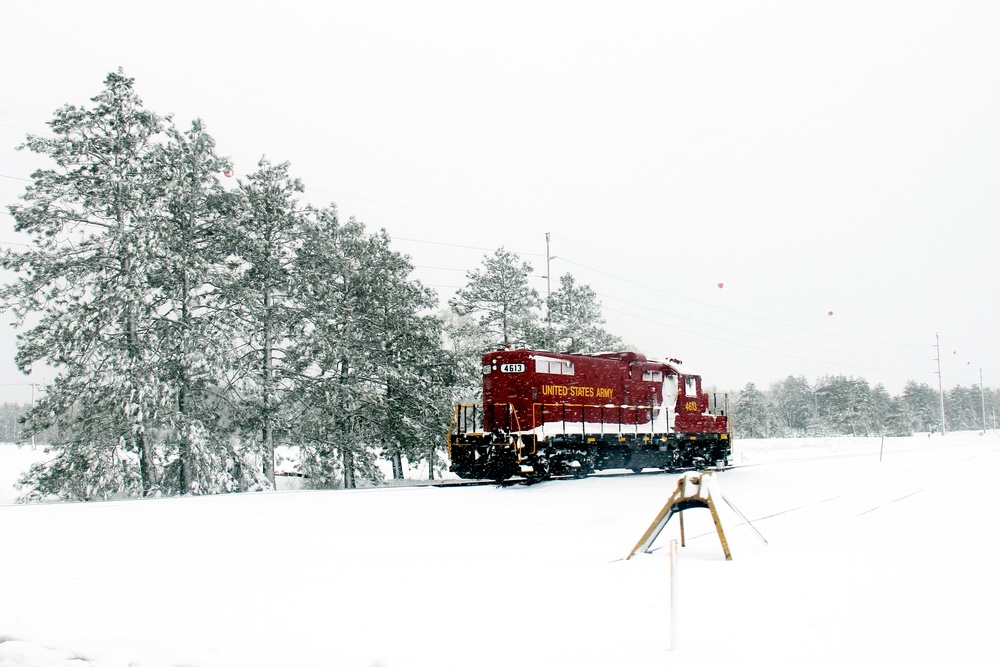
[2,431,998,667]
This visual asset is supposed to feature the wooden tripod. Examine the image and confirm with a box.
[626,471,732,561]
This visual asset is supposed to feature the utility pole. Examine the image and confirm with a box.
[544,232,556,329]
[936,332,946,435]
[545,233,551,326]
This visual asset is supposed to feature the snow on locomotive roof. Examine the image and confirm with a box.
[584,350,686,366]
[483,345,697,375]
[489,347,690,372]
[489,346,677,361]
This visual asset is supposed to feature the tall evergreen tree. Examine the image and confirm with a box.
[440,310,492,401]
[884,395,913,436]
[152,120,264,494]
[543,273,620,353]
[870,383,892,434]
[0,403,25,443]
[946,385,981,431]
[771,375,816,434]
[814,375,878,436]
[2,70,170,499]
[732,382,773,438]
[449,247,542,349]
[286,208,375,489]
[359,230,448,480]
[222,158,304,486]
[287,210,449,486]
[381,279,450,476]
[901,381,940,432]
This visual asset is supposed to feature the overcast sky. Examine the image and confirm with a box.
[1,0,998,404]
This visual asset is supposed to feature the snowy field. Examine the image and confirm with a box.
[1,431,998,667]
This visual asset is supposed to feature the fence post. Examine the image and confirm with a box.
[668,538,678,651]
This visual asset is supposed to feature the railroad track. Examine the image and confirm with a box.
[426,440,1000,488]
[425,466,689,488]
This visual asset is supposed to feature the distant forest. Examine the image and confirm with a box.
[731,376,997,438]
[0,403,40,444]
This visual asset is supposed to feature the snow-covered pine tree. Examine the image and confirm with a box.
[440,309,492,398]
[946,385,983,431]
[285,208,377,488]
[814,375,879,436]
[543,273,621,353]
[770,375,816,435]
[220,158,305,487]
[287,209,450,486]
[870,383,893,435]
[901,381,940,432]
[732,382,773,439]
[152,120,266,494]
[0,403,26,443]
[2,70,172,500]
[449,247,542,349]
[359,229,450,481]
[882,395,914,436]
[283,205,361,488]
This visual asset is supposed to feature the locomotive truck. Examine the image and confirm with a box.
[448,347,732,482]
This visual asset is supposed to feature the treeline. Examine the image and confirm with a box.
[0,403,35,444]
[1,71,619,502]
[732,376,998,438]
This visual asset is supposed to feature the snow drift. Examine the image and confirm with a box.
[1,431,998,667]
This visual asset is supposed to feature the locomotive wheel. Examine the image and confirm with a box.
[526,455,551,484]
[484,447,519,483]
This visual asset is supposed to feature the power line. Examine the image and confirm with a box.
[308,187,539,236]
[410,264,470,273]
[0,122,36,133]
[604,305,935,376]
[550,233,933,341]
[597,291,934,363]
[558,256,931,348]
[392,235,544,258]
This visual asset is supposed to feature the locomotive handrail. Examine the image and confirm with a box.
[706,392,733,440]
[448,403,524,438]
[706,392,730,417]
[530,401,663,439]
[449,403,514,461]
[447,404,473,461]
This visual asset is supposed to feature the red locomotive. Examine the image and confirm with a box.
[448,347,732,482]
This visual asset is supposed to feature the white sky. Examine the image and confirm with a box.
[1,0,998,404]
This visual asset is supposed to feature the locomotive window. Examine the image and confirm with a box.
[534,357,575,375]
[685,377,698,397]
[642,370,663,382]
